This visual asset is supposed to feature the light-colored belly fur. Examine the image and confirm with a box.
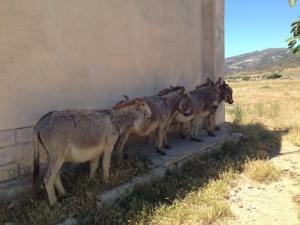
[174,113,194,122]
[66,143,105,162]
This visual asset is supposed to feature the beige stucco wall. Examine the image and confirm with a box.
[0,0,224,194]
[0,0,226,130]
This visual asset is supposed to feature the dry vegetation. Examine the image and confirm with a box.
[226,79,300,147]
[1,79,299,225]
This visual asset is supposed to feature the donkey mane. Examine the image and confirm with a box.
[157,86,184,96]
[195,80,212,89]
[112,98,143,110]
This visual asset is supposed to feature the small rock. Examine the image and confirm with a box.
[57,218,78,225]
[230,190,236,196]
[237,202,243,208]
[245,206,251,210]
[234,187,241,192]
[251,205,256,209]
[274,218,277,221]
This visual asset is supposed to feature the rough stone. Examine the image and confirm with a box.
[16,127,33,144]
[0,130,15,148]
[0,163,18,182]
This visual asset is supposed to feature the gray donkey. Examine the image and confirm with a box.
[32,98,151,206]
[198,78,234,137]
[173,79,220,142]
[114,86,191,159]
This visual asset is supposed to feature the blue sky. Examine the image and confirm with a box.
[225,0,300,58]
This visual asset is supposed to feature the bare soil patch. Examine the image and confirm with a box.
[226,143,300,225]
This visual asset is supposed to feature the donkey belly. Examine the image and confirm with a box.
[199,109,210,118]
[148,120,159,132]
[174,113,194,122]
[66,143,105,163]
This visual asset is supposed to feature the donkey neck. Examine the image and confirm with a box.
[161,92,181,113]
[110,107,137,133]
[219,86,226,103]
[192,87,208,101]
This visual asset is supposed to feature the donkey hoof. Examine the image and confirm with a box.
[207,131,216,137]
[156,149,166,155]
[58,192,67,199]
[50,201,62,208]
[165,144,172,149]
[191,137,203,142]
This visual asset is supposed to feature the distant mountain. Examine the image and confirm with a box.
[225,48,300,75]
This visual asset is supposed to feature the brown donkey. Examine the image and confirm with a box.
[32,98,151,206]
[173,79,220,142]
[198,78,234,136]
[114,86,191,159]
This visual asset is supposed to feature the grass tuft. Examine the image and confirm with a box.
[243,159,280,183]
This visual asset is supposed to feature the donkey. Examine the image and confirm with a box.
[173,79,220,142]
[198,78,234,136]
[114,86,191,159]
[31,98,151,206]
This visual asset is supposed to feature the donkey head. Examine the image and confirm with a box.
[172,86,191,116]
[205,80,220,109]
[219,80,234,104]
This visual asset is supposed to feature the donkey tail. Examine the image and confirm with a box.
[31,127,40,194]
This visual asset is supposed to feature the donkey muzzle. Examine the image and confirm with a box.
[212,101,218,109]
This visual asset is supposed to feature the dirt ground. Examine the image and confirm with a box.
[226,141,300,225]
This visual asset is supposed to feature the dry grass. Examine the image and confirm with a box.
[148,171,236,225]
[226,78,300,221]
[243,159,280,183]
[226,79,300,147]
[2,79,299,225]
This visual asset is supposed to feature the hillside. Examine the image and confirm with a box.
[225,48,300,76]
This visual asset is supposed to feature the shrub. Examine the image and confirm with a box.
[265,73,282,79]
[243,159,280,183]
[242,76,251,81]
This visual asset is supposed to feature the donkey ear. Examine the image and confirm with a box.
[207,79,214,86]
[124,95,129,100]
[206,78,211,86]
[170,85,174,89]
[135,99,145,111]
[216,77,222,86]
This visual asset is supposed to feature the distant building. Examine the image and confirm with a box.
[250,75,261,80]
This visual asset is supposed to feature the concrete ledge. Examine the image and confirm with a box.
[99,129,232,204]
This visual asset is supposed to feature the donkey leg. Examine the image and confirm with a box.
[190,120,196,141]
[113,132,130,163]
[163,120,172,149]
[156,125,166,155]
[102,146,114,182]
[191,116,202,142]
[180,122,187,139]
[54,173,66,198]
[89,154,101,180]
[44,158,64,206]
[207,112,216,137]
